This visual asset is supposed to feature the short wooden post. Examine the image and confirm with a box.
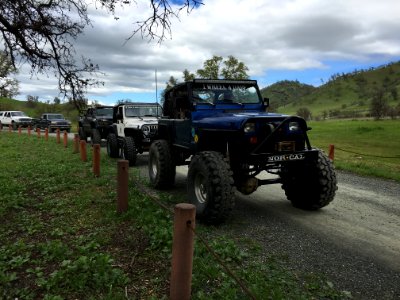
[18,126,22,136]
[92,144,101,177]
[0,122,2,131]
[36,127,41,138]
[8,124,12,132]
[63,130,68,148]
[117,160,129,213]
[80,140,87,162]
[44,128,48,141]
[170,203,196,300]
[56,128,60,143]
[27,126,31,136]
[329,144,335,161]
[73,134,79,153]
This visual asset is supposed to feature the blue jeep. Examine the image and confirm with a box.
[149,79,337,223]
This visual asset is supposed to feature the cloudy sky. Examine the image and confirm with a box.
[13,0,400,105]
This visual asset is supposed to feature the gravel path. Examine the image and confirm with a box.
[208,171,400,300]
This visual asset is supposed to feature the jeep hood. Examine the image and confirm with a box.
[192,111,289,130]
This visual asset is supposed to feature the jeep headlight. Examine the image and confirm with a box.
[243,122,255,133]
[142,125,150,135]
[289,122,300,131]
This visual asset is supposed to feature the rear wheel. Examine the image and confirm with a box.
[187,151,235,224]
[149,140,176,189]
[281,150,337,210]
[91,128,101,145]
[106,133,119,158]
[122,136,137,166]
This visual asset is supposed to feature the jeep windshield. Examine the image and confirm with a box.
[125,105,160,117]
[192,80,261,105]
[96,107,113,117]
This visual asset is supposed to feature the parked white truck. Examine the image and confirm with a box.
[0,111,34,130]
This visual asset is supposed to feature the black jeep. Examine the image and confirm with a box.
[78,106,114,145]
[149,79,337,223]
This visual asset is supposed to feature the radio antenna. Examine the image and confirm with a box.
[155,69,158,104]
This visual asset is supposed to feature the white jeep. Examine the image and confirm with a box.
[106,102,162,166]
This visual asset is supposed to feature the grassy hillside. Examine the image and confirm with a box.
[262,61,400,119]
[260,80,316,110]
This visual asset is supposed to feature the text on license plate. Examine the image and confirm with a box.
[267,153,305,162]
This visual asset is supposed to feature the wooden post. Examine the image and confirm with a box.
[73,134,79,153]
[45,128,48,141]
[27,126,31,136]
[56,128,60,143]
[18,126,22,136]
[8,124,12,133]
[36,127,41,138]
[329,144,335,161]
[170,203,196,300]
[63,130,68,148]
[80,140,87,162]
[92,144,101,177]
[117,160,129,213]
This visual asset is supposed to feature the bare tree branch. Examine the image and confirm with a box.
[0,0,203,110]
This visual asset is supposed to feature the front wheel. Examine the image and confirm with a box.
[148,140,176,189]
[106,133,119,158]
[187,151,235,224]
[122,136,137,166]
[281,150,338,210]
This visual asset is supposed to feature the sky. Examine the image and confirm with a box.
[12,0,400,106]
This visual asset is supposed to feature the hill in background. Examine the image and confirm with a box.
[2,61,400,121]
[261,61,400,119]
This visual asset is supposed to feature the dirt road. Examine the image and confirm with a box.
[134,154,400,299]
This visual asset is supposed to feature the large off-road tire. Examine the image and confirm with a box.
[91,128,102,145]
[122,136,137,166]
[148,140,176,189]
[78,127,86,141]
[187,151,235,224]
[281,150,337,210]
[106,133,119,158]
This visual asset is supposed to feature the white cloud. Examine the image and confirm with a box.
[12,0,400,105]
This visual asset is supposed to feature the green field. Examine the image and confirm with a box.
[308,119,400,181]
[0,132,350,299]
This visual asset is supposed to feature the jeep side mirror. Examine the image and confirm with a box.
[263,97,270,108]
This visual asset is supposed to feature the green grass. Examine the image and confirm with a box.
[0,132,351,299]
[308,119,400,181]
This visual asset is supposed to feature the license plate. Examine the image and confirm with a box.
[267,153,305,162]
